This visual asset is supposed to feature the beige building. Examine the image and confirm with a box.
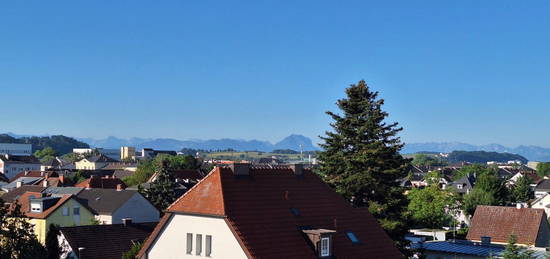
[75,154,118,170]
[120,146,136,160]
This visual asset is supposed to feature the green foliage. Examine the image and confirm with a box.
[510,176,532,203]
[537,162,550,177]
[140,161,177,212]
[502,235,534,259]
[0,198,47,259]
[452,164,495,181]
[0,134,89,155]
[462,188,498,216]
[447,151,527,164]
[407,185,455,229]
[66,171,87,185]
[60,152,83,163]
[45,224,60,259]
[34,147,58,163]
[122,241,144,259]
[318,80,411,249]
[123,154,200,187]
[412,154,447,167]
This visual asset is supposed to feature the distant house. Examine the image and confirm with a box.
[531,194,550,218]
[75,175,127,189]
[41,157,71,171]
[10,170,59,182]
[75,154,119,170]
[76,188,159,225]
[535,180,550,198]
[449,175,476,194]
[140,148,177,159]
[466,205,550,247]
[13,192,95,244]
[0,185,48,204]
[0,154,41,179]
[138,164,402,259]
[58,221,157,259]
[508,171,542,188]
[2,177,46,192]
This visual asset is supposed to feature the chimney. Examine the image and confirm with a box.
[42,180,48,187]
[24,171,29,176]
[116,184,123,191]
[16,181,22,188]
[40,171,44,176]
[290,164,303,176]
[86,183,91,189]
[4,154,9,160]
[481,236,491,245]
[122,218,132,226]
[230,163,250,176]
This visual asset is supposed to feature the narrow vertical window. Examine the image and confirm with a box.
[186,233,193,254]
[206,235,212,256]
[320,237,330,257]
[196,234,202,255]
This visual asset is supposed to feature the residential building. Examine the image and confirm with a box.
[75,154,119,170]
[76,188,159,225]
[535,180,550,198]
[2,177,45,192]
[0,154,41,179]
[449,175,476,194]
[58,220,157,259]
[138,164,402,259]
[41,157,70,171]
[0,143,32,156]
[120,146,136,160]
[13,192,95,244]
[75,175,127,189]
[140,148,177,159]
[466,205,550,247]
[0,185,48,204]
[532,194,550,218]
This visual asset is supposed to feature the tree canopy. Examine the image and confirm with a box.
[318,80,410,249]
[536,162,550,177]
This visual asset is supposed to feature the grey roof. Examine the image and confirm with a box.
[43,187,84,196]
[0,155,40,164]
[112,170,135,179]
[450,175,476,193]
[536,179,550,192]
[0,185,47,203]
[76,189,137,214]
[1,177,43,192]
[85,154,118,163]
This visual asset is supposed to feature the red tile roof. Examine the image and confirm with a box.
[140,165,402,258]
[467,205,548,246]
[75,176,127,189]
[13,192,74,219]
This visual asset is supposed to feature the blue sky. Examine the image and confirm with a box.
[1,1,550,146]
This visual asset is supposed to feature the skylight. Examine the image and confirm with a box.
[346,231,360,244]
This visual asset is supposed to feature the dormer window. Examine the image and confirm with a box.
[320,237,330,256]
[457,184,463,189]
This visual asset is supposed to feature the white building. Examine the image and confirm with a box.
[0,143,32,156]
[0,154,41,179]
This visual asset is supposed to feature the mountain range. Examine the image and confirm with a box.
[402,142,550,162]
[77,134,320,152]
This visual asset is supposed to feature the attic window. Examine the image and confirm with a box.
[290,208,300,216]
[346,231,360,244]
[320,237,330,256]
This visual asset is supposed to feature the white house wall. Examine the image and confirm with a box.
[146,214,248,259]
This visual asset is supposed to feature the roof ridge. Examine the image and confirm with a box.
[166,167,218,212]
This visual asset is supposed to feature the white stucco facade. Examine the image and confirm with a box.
[145,214,248,259]
[532,194,550,218]
[0,162,41,179]
[0,143,32,156]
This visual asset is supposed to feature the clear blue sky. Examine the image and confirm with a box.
[1,1,550,147]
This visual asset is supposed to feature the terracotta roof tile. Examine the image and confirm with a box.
[466,205,547,245]
[146,166,402,258]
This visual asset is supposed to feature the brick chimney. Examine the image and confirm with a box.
[230,163,250,176]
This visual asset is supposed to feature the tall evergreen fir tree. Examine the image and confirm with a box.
[318,80,411,248]
[140,160,177,213]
